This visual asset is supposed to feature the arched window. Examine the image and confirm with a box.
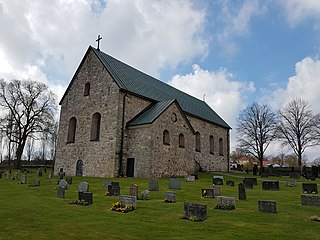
[84,82,90,96]
[67,117,77,143]
[210,135,214,154]
[179,133,185,148]
[195,132,201,152]
[90,112,101,141]
[219,138,224,156]
[163,130,170,145]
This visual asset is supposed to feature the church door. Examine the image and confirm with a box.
[126,158,135,177]
[76,160,83,176]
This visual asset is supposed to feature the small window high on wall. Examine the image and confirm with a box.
[195,132,201,152]
[179,133,185,148]
[163,130,170,145]
[210,135,214,154]
[84,82,90,96]
[90,112,101,141]
[67,117,77,143]
[219,138,224,156]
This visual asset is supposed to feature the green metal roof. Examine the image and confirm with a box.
[127,100,175,126]
[91,46,231,129]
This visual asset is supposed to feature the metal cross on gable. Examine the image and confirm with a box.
[96,35,102,51]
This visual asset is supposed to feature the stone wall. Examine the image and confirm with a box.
[55,50,120,177]
[187,116,229,172]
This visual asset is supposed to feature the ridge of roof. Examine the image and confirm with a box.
[91,46,231,129]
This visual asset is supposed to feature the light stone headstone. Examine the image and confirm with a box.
[216,196,236,209]
[169,178,181,190]
[21,175,27,184]
[148,178,159,191]
[78,182,89,192]
[57,187,65,199]
[184,175,195,182]
[165,191,176,203]
[103,181,111,189]
[301,194,320,206]
[139,190,150,200]
[129,184,139,197]
[58,179,68,189]
[119,195,137,209]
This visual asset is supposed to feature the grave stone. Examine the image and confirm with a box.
[244,177,257,185]
[58,179,68,189]
[286,180,296,187]
[148,178,159,191]
[302,183,318,194]
[216,196,236,209]
[38,169,42,177]
[66,177,72,185]
[191,174,198,180]
[78,182,89,192]
[108,182,120,196]
[169,178,181,190]
[58,169,65,180]
[21,175,27,184]
[226,180,235,186]
[103,181,111,189]
[139,190,150,200]
[184,175,195,182]
[289,172,300,179]
[258,200,277,213]
[34,179,40,187]
[262,180,280,191]
[183,202,207,222]
[238,183,247,200]
[243,178,254,189]
[202,188,214,198]
[165,191,176,203]
[48,172,52,179]
[78,192,93,205]
[301,194,320,206]
[213,176,224,185]
[129,184,139,197]
[57,187,65,199]
[213,185,221,196]
[119,195,137,209]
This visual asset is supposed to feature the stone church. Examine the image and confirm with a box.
[54,45,231,178]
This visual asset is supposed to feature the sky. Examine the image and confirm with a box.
[1,0,320,161]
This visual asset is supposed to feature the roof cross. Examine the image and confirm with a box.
[96,35,102,51]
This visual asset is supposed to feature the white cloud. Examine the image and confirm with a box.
[169,64,255,151]
[280,0,320,26]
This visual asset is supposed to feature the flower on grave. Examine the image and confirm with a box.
[189,216,196,221]
[203,190,206,195]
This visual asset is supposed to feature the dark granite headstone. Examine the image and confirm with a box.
[57,187,65,199]
[238,183,247,200]
[169,178,181,190]
[301,194,320,206]
[202,188,214,198]
[226,180,235,186]
[78,182,89,192]
[129,184,139,197]
[38,169,42,177]
[290,172,300,179]
[213,176,224,185]
[243,178,254,189]
[165,191,176,203]
[148,178,159,191]
[58,170,65,180]
[34,179,40,187]
[258,200,277,213]
[78,192,93,205]
[119,195,137,209]
[262,180,280,191]
[108,185,120,196]
[302,183,318,194]
[183,202,207,222]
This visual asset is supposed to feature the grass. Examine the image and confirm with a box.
[0,171,319,240]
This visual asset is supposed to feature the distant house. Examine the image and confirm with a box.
[54,46,231,178]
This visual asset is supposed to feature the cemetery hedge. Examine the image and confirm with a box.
[0,170,319,240]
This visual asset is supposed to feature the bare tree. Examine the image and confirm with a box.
[236,102,277,168]
[277,98,319,170]
[0,79,58,169]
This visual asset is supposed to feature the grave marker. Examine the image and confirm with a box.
[21,175,27,184]
[78,182,89,192]
[202,188,214,198]
[238,183,247,200]
[165,191,176,203]
[119,195,137,209]
[169,178,181,190]
[262,180,280,191]
[301,194,320,206]
[184,175,195,182]
[57,187,65,199]
[258,200,277,213]
[226,180,235,186]
[129,184,139,197]
[183,202,207,222]
[213,176,224,185]
[216,196,236,209]
[148,178,159,191]
[302,183,318,194]
[139,190,150,200]
[78,192,93,205]
[58,179,68,189]
[66,177,72,185]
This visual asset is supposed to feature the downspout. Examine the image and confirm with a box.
[227,129,230,172]
[118,92,127,177]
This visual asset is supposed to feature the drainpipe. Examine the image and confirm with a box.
[118,92,127,177]
[227,129,230,173]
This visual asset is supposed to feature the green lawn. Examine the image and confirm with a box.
[0,171,319,240]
